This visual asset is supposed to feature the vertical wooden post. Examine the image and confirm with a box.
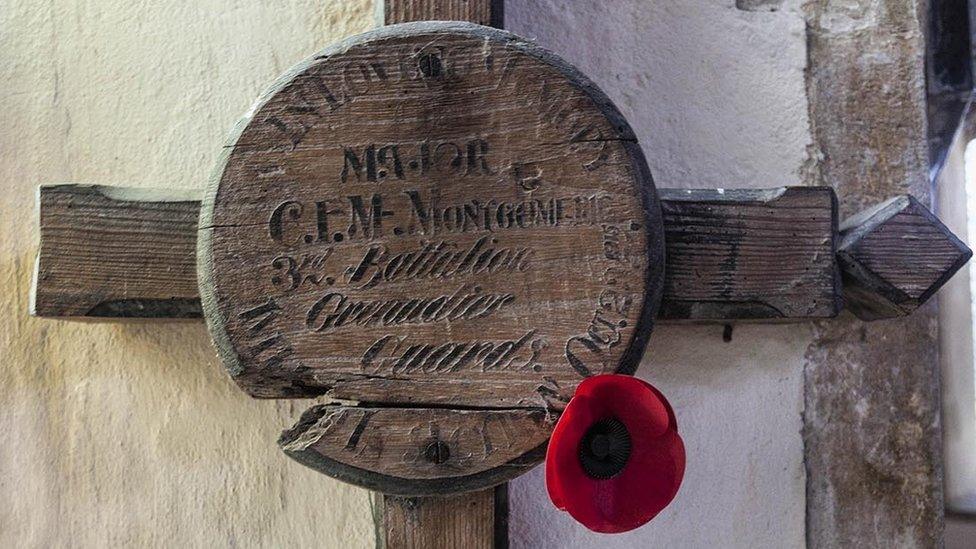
[380,0,503,28]
[375,4,507,549]
[379,486,509,549]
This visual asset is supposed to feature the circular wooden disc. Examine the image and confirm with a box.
[199,22,664,410]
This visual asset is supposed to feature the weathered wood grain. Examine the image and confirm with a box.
[374,7,507,548]
[658,187,841,321]
[31,184,202,318]
[379,486,507,549]
[279,404,552,495]
[198,22,665,407]
[379,0,503,28]
[838,195,972,320]
[33,185,851,324]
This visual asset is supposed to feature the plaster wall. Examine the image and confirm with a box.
[0,1,377,547]
[0,0,812,547]
[936,123,975,513]
[506,2,811,547]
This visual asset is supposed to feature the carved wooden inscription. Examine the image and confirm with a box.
[279,405,553,495]
[199,22,664,408]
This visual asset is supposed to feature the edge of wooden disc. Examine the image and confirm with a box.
[198,20,664,495]
[278,404,552,496]
[198,21,664,392]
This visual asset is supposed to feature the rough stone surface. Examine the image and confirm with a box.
[0,1,376,547]
[803,0,945,546]
[506,1,810,547]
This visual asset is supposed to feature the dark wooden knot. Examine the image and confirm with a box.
[424,441,451,464]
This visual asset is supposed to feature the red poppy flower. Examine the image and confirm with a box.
[545,374,685,533]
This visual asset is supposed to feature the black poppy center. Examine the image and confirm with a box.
[579,417,632,479]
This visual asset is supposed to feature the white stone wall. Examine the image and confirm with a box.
[506,2,810,547]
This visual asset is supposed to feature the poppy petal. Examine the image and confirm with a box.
[597,428,685,532]
[575,374,671,438]
[545,393,598,511]
[636,376,678,430]
[544,374,685,533]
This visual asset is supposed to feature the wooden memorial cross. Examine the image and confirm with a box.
[30,1,973,548]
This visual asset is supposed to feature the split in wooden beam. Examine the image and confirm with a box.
[30,184,969,323]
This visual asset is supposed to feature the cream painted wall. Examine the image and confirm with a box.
[0,1,812,547]
[0,1,377,547]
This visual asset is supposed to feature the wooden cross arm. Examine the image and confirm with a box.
[31,183,967,323]
[837,195,972,320]
[31,185,202,318]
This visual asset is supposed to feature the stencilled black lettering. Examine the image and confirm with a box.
[201,22,666,443]
[264,76,343,148]
[361,330,546,376]
[347,194,394,239]
[237,298,295,369]
[341,139,493,183]
[345,236,532,290]
[271,251,335,291]
[344,410,376,450]
[537,79,611,171]
[404,190,605,236]
[266,193,609,250]
[306,284,516,333]
[269,201,305,244]
[315,200,345,243]
[564,288,633,377]
[340,60,388,100]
